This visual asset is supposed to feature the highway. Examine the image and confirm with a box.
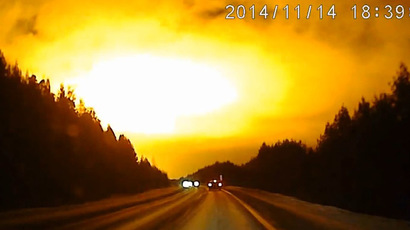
[0,186,409,230]
[177,189,268,230]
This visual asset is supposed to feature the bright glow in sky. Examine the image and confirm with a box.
[67,55,237,134]
[1,0,410,177]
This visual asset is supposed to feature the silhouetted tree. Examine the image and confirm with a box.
[190,64,410,220]
[0,50,169,211]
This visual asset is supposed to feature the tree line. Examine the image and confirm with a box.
[0,51,169,211]
[190,64,410,220]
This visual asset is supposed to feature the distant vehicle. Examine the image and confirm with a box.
[181,180,194,189]
[207,179,223,190]
[181,179,200,188]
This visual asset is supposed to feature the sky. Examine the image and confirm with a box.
[1,0,410,178]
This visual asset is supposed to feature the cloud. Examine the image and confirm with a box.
[9,15,38,38]
[199,8,225,19]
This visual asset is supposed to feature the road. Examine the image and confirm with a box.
[0,186,409,230]
[177,189,268,230]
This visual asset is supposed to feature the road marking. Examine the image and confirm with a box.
[223,189,277,230]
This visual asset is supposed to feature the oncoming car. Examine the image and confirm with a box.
[207,179,223,190]
[181,180,193,188]
[181,179,200,189]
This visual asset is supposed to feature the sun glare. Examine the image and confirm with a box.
[68,55,238,134]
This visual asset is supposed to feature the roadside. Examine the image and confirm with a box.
[0,187,181,229]
[226,186,410,230]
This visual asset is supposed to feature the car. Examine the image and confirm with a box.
[181,180,193,188]
[181,179,200,188]
[207,179,223,190]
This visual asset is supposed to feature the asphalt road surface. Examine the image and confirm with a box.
[177,189,268,230]
[1,186,409,230]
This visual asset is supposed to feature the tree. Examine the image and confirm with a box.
[0,50,169,210]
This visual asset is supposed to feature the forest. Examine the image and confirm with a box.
[0,51,169,210]
[1,47,409,220]
[190,64,410,220]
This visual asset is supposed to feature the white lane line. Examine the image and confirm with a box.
[223,189,277,230]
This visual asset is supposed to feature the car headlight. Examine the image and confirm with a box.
[207,182,212,187]
[193,180,200,187]
[218,182,222,187]
[182,180,193,188]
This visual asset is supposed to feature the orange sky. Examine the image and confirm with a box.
[1,0,410,178]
